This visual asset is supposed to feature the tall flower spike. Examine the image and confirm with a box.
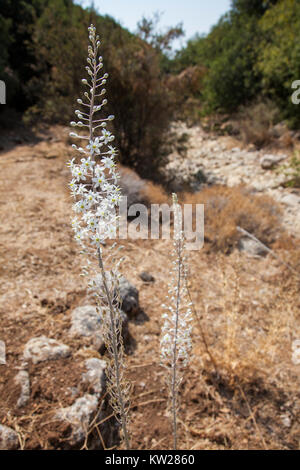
[160,193,193,450]
[68,24,130,449]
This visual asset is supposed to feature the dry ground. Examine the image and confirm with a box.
[0,126,299,450]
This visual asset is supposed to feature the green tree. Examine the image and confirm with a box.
[0,0,47,109]
[171,0,281,114]
[256,0,300,126]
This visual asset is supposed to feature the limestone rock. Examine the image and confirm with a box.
[0,340,5,365]
[260,154,286,170]
[70,305,129,348]
[280,193,300,207]
[81,358,106,396]
[0,425,19,450]
[55,394,98,447]
[15,370,30,408]
[70,305,104,351]
[238,237,268,257]
[23,336,70,364]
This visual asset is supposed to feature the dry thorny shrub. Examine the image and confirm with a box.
[182,185,283,253]
[234,98,280,148]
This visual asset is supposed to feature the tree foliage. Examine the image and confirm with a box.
[171,0,299,124]
[256,0,300,126]
[0,0,181,177]
[1,0,300,167]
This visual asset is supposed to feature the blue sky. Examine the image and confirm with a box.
[75,1,231,50]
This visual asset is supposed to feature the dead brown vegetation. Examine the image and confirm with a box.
[182,185,283,253]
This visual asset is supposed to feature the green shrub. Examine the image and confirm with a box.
[280,154,300,188]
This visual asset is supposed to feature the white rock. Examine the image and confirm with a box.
[280,193,300,207]
[238,238,268,257]
[70,305,103,350]
[0,424,19,450]
[55,394,98,446]
[15,370,30,408]
[0,340,6,365]
[260,154,286,170]
[81,358,106,396]
[23,336,70,364]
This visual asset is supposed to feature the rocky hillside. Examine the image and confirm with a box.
[166,123,300,237]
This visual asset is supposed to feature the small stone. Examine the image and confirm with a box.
[139,272,155,283]
[23,336,70,364]
[0,340,6,365]
[247,144,257,152]
[0,425,19,450]
[70,305,104,351]
[55,394,98,447]
[15,370,30,408]
[118,277,139,317]
[280,193,300,207]
[260,154,286,170]
[281,414,291,428]
[70,305,129,348]
[238,238,268,257]
[81,358,106,396]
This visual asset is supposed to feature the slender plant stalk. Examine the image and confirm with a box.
[88,32,129,449]
[68,25,130,449]
[97,250,130,449]
[171,235,182,450]
[160,194,193,450]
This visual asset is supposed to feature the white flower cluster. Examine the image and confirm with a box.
[160,194,193,372]
[68,24,122,250]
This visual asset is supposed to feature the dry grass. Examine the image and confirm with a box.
[235,99,280,148]
[181,185,283,253]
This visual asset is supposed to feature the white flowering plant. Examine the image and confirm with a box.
[68,24,130,449]
[160,193,193,450]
